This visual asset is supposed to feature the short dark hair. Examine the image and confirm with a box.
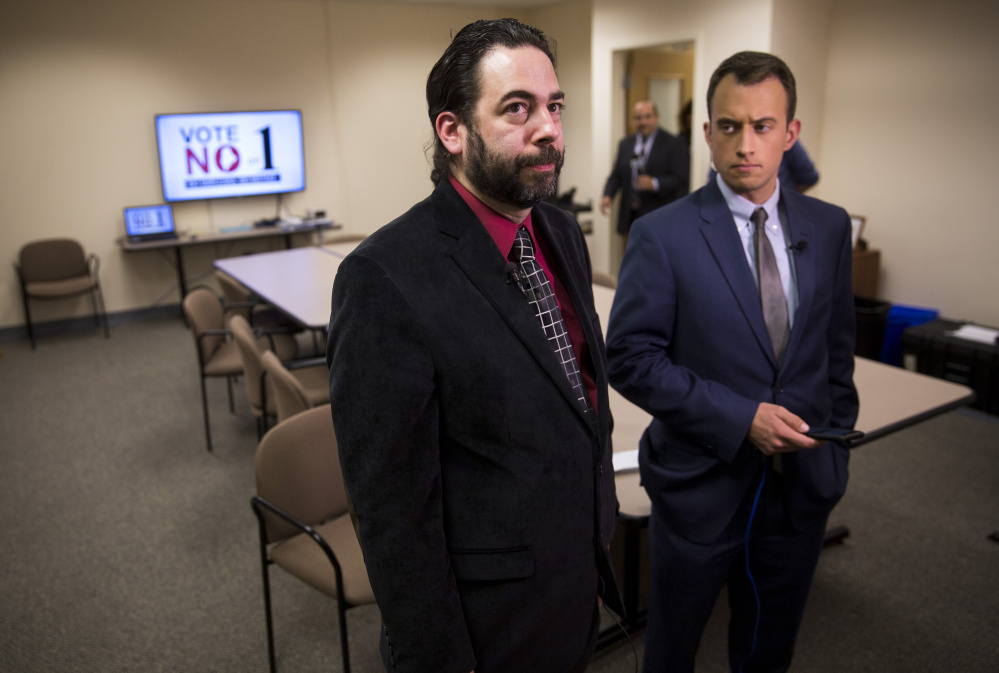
[706,51,796,123]
[425,18,557,185]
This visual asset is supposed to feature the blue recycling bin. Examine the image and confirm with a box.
[880,305,939,366]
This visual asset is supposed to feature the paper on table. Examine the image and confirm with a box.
[945,324,999,345]
[613,449,640,473]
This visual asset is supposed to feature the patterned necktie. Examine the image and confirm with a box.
[630,135,648,210]
[752,207,789,366]
[510,226,595,423]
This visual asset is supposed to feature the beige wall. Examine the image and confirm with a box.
[590,0,773,272]
[324,2,507,235]
[525,0,593,206]
[816,0,999,325]
[770,0,835,165]
[1,0,345,327]
[0,0,534,329]
[3,0,998,332]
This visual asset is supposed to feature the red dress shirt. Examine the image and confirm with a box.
[449,176,598,412]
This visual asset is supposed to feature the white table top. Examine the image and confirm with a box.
[214,247,344,330]
[591,284,975,518]
[213,240,363,330]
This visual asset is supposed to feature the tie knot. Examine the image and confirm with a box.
[751,207,768,230]
[512,226,535,263]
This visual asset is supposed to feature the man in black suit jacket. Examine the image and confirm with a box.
[327,19,622,673]
[600,100,689,234]
[606,52,858,672]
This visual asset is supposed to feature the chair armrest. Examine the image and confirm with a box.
[253,326,299,352]
[196,329,231,349]
[224,300,259,310]
[250,495,346,580]
[284,356,327,370]
[87,253,100,278]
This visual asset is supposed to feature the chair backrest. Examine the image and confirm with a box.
[215,270,252,321]
[592,270,618,289]
[228,314,267,412]
[261,350,312,424]
[19,239,88,283]
[182,288,227,363]
[255,405,345,543]
[323,233,368,244]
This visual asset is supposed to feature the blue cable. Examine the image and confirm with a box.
[738,461,767,673]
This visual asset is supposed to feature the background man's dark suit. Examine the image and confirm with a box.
[602,128,689,234]
[328,179,622,673]
[606,178,858,666]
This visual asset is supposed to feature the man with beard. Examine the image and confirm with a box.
[326,18,623,673]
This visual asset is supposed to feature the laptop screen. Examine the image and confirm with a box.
[124,204,175,239]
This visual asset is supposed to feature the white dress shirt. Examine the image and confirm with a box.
[716,174,799,328]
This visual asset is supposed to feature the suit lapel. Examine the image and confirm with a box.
[779,190,815,365]
[533,208,606,431]
[698,181,778,367]
[433,183,595,430]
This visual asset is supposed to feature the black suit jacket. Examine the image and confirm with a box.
[327,179,622,673]
[606,180,859,544]
[602,127,689,234]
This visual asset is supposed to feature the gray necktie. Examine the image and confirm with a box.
[752,207,789,366]
[510,226,595,424]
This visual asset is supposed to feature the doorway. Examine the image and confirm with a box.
[608,40,695,273]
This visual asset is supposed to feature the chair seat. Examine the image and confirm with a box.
[203,334,298,377]
[25,275,97,297]
[202,340,244,377]
[269,513,374,606]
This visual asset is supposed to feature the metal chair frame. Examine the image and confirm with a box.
[183,287,238,452]
[250,496,358,673]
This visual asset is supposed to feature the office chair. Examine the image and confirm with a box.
[182,287,245,452]
[16,238,110,349]
[228,314,327,438]
[260,349,326,424]
[251,405,375,673]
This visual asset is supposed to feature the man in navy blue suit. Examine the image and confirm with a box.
[606,51,858,672]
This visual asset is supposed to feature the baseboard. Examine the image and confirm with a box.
[0,304,182,344]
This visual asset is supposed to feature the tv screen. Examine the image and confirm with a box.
[155,110,305,202]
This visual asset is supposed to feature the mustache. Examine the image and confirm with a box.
[515,145,564,170]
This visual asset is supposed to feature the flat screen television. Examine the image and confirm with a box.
[155,110,305,202]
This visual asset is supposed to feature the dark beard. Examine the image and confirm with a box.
[464,127,564,209]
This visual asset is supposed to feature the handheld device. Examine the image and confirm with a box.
[805,427,864,445]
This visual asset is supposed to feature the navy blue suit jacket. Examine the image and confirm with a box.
[606,179,858,545]
[602,128,689,234]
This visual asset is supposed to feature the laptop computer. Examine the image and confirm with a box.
[123,204,178,242]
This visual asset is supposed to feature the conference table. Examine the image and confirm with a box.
[213,240,358,330]
[217,246,975,647]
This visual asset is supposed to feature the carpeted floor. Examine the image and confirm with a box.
[1,317,996,672]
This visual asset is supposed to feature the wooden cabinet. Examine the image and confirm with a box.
[852,248,880,298]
